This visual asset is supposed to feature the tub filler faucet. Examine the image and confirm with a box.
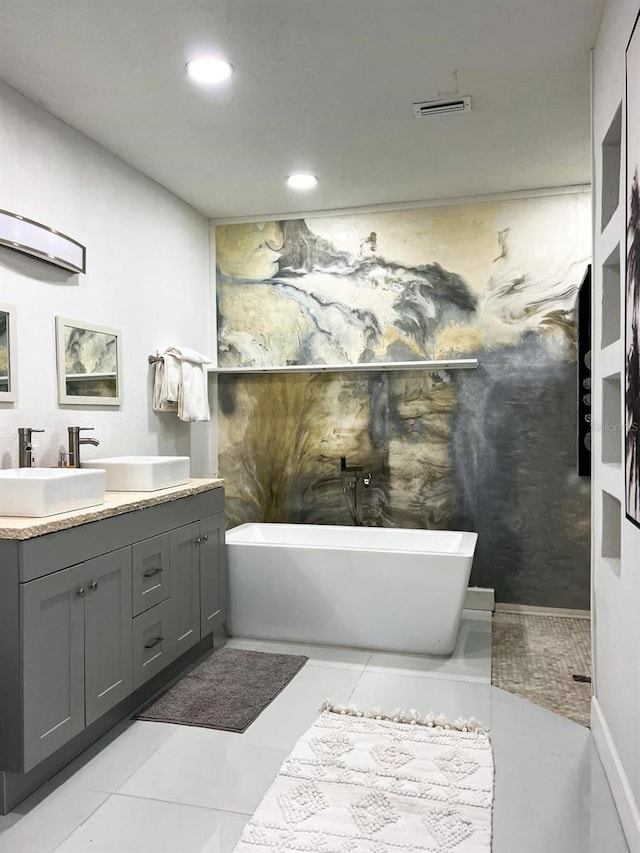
[340,456,372,526]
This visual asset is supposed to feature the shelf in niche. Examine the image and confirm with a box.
[601,373,622,465]
[210,358,479,375]
[601,489,621,577]
[65,372,116,380]
[601,103,622,232]
[601,244,621,348]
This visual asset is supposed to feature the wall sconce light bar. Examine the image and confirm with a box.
[0,209,86,274]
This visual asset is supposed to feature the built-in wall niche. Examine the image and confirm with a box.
[601,490,621,575]
[601,244,621,348]
[602,372,622,464]
[601,103,622,232]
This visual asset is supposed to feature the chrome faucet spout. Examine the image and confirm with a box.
[68,426,100,468]
[18,427,45,468]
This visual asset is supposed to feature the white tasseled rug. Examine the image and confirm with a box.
[234,703,493,852]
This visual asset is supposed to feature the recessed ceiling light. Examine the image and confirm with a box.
[286,173,318,190]
[186,56,234,85]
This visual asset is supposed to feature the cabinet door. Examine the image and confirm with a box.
[199,513,226,637]
[84,548,133,726]
[169,522,200,658]
[21,563,85,772]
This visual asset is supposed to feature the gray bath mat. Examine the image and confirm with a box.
[134,648,308,732]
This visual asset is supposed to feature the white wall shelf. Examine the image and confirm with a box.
[209,358,478,375]
[65,373,117,380]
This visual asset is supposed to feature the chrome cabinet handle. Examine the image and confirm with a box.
[143,566,163,578]
[144,636,163,649]
[201,534,209,542]
[88,581,98,591]
[76,587,85,597]
[194,537,202,545]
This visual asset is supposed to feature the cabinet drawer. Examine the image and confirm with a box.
[132,534,171,617]
[132,600,174,689]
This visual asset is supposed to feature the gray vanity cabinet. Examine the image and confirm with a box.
[128,511,227,689]
[21,563,85,771]
[0,486,225,811]
[200,514,226,636]
[169,522,201,658]
[21,547,132,771]
[83,549,133,726]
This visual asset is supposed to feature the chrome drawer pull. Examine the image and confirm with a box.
[144,636,164,649]
[201,534,209,542]
[143,566,164,579]
[88,581,98,591]
[76,586,85,598]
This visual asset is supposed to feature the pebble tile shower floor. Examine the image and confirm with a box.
[491,611,591,727]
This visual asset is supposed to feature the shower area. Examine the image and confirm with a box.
[215,196,592,609]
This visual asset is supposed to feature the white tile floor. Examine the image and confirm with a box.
[0,613,629,853]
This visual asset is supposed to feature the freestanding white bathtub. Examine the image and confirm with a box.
[226,523,478,656]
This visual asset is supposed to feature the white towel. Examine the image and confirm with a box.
[152,354,179,412]
[152,347,211,421]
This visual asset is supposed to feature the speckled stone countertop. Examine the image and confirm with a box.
[0,478,224,541]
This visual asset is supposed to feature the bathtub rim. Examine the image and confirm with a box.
[225,522,478,559]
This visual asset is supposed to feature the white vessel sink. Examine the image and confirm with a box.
[83,456,190,491]
[0,468,106,518]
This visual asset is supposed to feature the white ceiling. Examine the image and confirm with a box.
[0,0,604,219]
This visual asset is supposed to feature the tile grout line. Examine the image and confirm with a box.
[89,790,255,817]
[50,790,110,853]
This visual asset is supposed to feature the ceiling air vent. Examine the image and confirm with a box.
[412,96,471,118]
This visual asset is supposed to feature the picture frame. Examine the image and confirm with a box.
[625,8,640,527]
[0,302,18,402]
[55,317,122,405]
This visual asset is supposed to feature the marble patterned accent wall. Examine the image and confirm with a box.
[216,194,592,608]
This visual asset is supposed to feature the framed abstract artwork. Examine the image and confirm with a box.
[625,9,640,527]
[55,317,122,405]
[0,302,18,402]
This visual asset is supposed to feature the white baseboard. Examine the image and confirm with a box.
[494,602,590,619]
[464,587,494,611]
[591,696,640,852]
